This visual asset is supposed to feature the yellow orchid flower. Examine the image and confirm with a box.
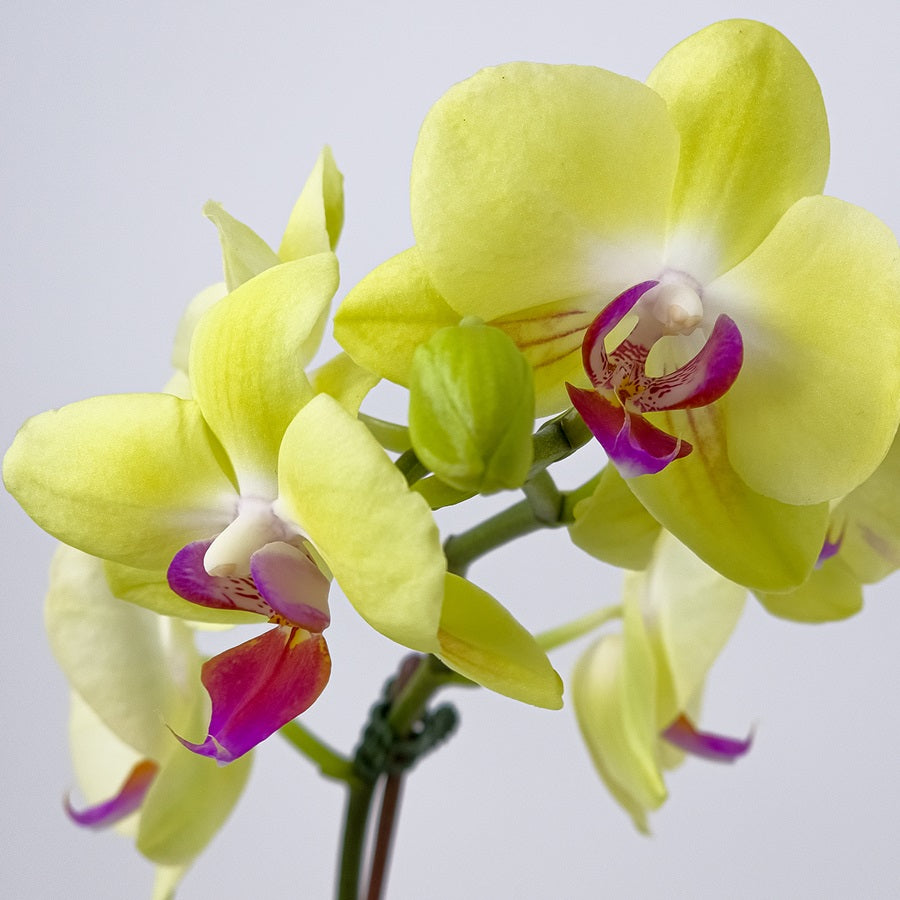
[573,531,747,832]
[5,151,562,764]
[47,546,250,895]
[334,19,900,592]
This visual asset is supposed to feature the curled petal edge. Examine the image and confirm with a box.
[566,384,690,477]
[65,759,159,828]
[661,713,753,762]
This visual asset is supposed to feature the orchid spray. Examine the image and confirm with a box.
[6,19,899,898]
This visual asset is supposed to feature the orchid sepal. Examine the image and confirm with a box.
[436,574,563,709]
[567,465,662,569]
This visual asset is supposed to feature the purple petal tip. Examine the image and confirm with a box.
[65,759,158,828]
[662,714,753,763]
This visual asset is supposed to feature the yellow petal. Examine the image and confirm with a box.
[628,404,828,591]
[278,394,443,651]
[4,394,236,570]
[412,62,677,320]
[334,247,460,386]
[137,744,252,865]
[835,433,900,584]
[636,532,745,726]
[203,201,280,292]
[573,587,666,832]
[279,146,344,259]
[714,196,900,504]
[756,556,862,623]
[648,19,829,279]
[437,574,563,709]
[46,547,200,759]
[568,465,662,570]
[310,352,379,415]
[189,254,338,494]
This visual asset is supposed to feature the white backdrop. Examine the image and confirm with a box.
[2,2,899,898]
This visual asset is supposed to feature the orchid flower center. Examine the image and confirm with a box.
[565,280,744,477]
[647,281,704,335]
[204,496,300,577]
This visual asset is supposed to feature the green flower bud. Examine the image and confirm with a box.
[408,320,534,493]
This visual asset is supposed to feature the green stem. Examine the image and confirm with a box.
[359,414,412,453]
[336,654,453,899]
[536,604,623,651]
[395,448,429,486]
[444,470,567,577]
[521,469,563,524]
[337,779,376,900]
[279,721,358,785]
[365,773,403,900]
[444,499,545,576]
[386,654,454,733]
[529,407,593,475]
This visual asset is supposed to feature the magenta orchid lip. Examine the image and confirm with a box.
[167,538,333,763]
[567,280,743,477]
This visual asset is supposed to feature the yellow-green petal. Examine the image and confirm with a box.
[628,404,828,590]
[568,465,662,570]
[335,247,460,386]
[170,282,226,380]
[648,19,829,279]
[437,574,563,709]
[493,297,596,416]
[189,254,339,494]
[412,62,677,320]
[4,395,236,570]
[412,475,476,510]
[756,556,862,623]
[152,865,185,900]
[203,201,280,293]
[572,590,665,832]
[137,745,252,866]
[68,691,144,836]
[835,434,900,584]
[310,352,380,415]
[277,393,443,651]
[279,146,344,259]
[714,196,900,505]
[636,532,745,727]
[46,547,200,759]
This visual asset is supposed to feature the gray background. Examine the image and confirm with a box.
[2,1,898,898]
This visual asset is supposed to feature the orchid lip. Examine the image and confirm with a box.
[168,537,331,632]
[172,627,331,763]
[570,280,743,477]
